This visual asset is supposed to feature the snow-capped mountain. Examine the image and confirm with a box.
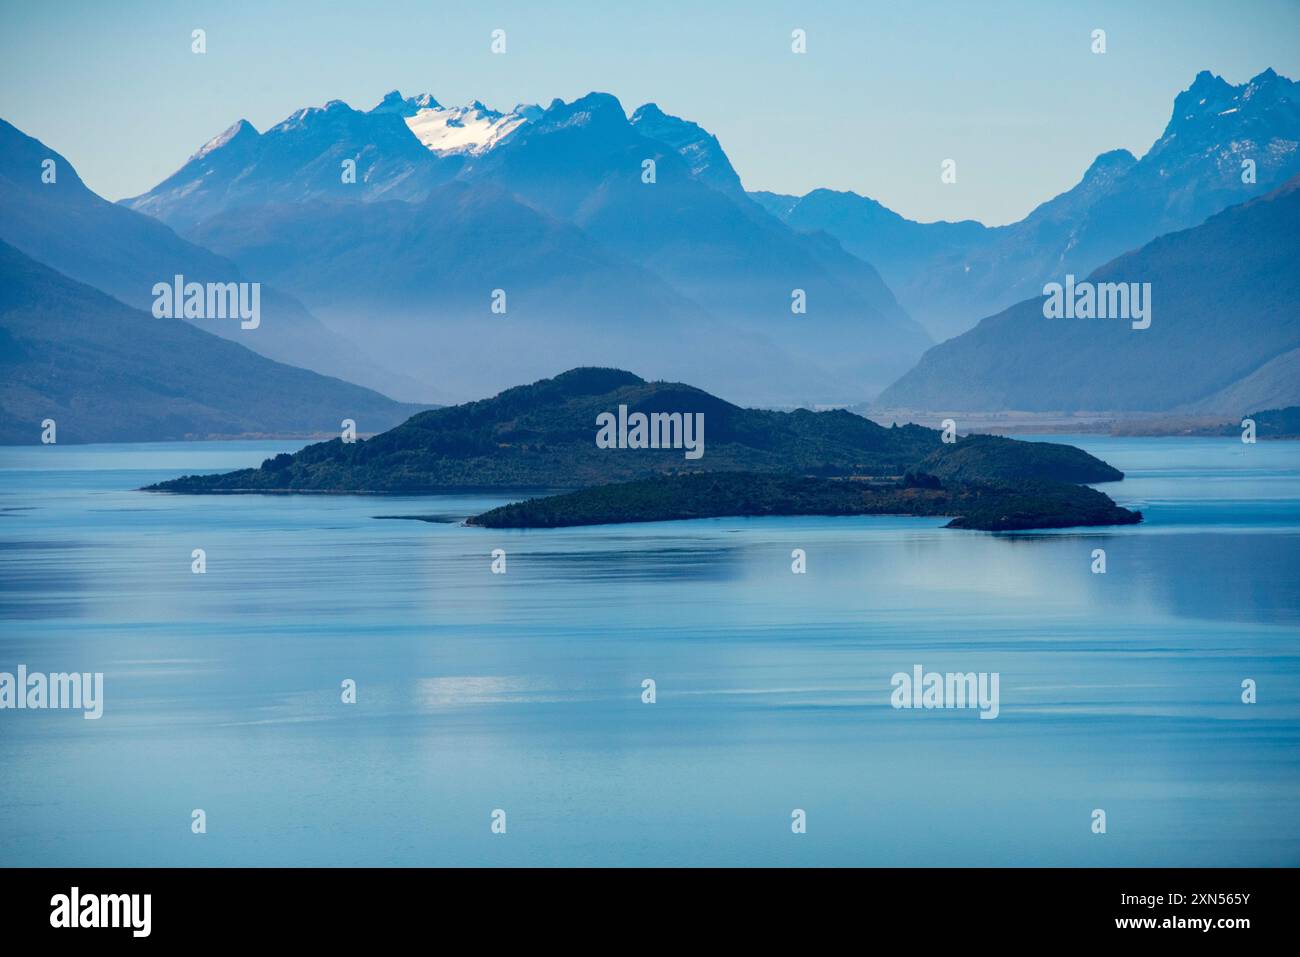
[120,89,931,403]
[114,70,1299,404]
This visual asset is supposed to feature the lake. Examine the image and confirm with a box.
[1,435,1297,866]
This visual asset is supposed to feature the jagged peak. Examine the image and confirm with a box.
[370,90,441,115]
[542,91,628,124]
[1166,67,1296,135]
[630,102,667,121]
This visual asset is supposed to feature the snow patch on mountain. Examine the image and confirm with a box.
[405,102,533,155]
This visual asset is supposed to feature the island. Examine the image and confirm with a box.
[147,367,1141,531]
[465,472,1141,532]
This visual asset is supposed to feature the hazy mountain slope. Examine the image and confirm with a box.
[1176,347,1300,415]
[877,176,1300,412]
[0,118,421,399]
[465,93,932,391]
[0,241,423,444]
[182,181,804,405]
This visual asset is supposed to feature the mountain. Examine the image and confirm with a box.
[877,175,1300,413]
[462,92,932,391]
[122,91,536,230]
[368,90,442,116]
[0,118,421,399]
[147,367,1122,493]
[0,241,422,444]
[182,180,797,403]
[135,90,932,403]
[122,98,462,231]
[629,103,746,198]
[767,69,1300,340]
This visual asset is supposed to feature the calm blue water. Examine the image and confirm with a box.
[1,436,1297,866]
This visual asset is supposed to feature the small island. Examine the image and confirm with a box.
[466,472,1142,532]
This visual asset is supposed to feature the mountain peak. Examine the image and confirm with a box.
[191,118,259,161]
[1165,67,1297,137]
[550,367,645,392]
[629,102,745,195]
[1081,148,1137,181]
[369,90,441,116]
[546,92,627,124]
[630,102,666,122]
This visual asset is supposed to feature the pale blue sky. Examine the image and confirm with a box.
[2,0,1297,224]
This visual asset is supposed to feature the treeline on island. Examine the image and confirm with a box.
[466,472,1141,532]
[148,368,1140,531]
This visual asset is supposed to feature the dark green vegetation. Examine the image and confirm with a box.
[1227,406,1300,438]
[916,433,1123,483]
[0,241,423,443]
[147,367,1123,493]
[467,472,1142,532]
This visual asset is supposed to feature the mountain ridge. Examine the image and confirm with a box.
[0,240,424,444]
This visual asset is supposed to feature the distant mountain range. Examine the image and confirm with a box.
[120,91,931,406]
[759,69,1300,342]
[878,174,1300,413]
[2,67,1293,431]
[0,241,422,444]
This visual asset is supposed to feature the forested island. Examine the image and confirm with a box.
[466,471,1141,531]
[148,368,1140,531]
